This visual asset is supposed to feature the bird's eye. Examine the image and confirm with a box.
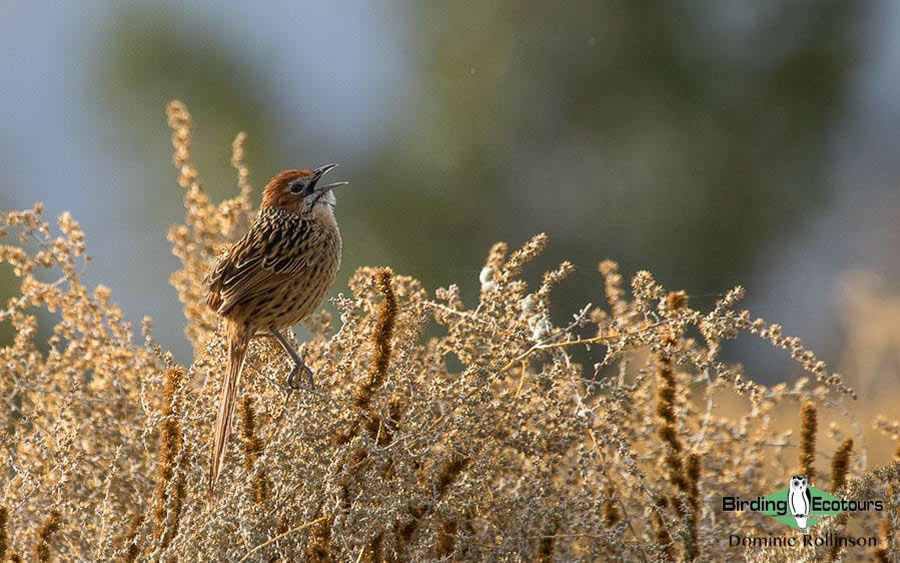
[289,183,304,195]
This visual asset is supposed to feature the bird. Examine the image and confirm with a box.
[205,164,347,488]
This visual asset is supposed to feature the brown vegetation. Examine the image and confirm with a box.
[0,101,897,561]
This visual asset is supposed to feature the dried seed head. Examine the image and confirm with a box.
[830,438,853,492]
[33,511,60,563]
[800,402,818,479]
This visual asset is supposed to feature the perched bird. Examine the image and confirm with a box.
[205,164,347,488]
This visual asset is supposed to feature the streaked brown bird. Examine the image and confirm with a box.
[205,164,346,487]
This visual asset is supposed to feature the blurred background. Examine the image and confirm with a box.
[1,1,897,406]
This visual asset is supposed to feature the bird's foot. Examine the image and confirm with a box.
[285,361,315,390]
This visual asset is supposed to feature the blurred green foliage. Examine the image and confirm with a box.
[96,7,282,228]
[94,2,862,343]
[365,2,860,302]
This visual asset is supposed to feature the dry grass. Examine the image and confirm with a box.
[0,100,897,561]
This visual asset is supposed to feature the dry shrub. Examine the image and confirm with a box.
[0,101,897,561]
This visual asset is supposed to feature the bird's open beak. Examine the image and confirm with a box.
[312,163,349,193]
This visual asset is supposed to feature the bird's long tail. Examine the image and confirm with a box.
[209,321,251,489]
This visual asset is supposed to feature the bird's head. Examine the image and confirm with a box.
[261,164,348,215]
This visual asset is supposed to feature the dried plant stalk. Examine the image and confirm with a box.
[831,438,854,491]
[0,505,9,562]
[238,396,269,504]
[32,511,60,563]
[154,366,187,550]
[800,401,818,479]
[122,515,143,563]
[355,267,397,410]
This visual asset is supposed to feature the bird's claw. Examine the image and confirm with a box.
[285,362,315,390]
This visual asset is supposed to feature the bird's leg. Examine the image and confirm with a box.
[271,330,314,389]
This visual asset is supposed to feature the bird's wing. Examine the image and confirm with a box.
[206,216,312,316]
[804,487,811,512]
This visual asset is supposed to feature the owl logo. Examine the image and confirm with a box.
[788,475,812,532]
